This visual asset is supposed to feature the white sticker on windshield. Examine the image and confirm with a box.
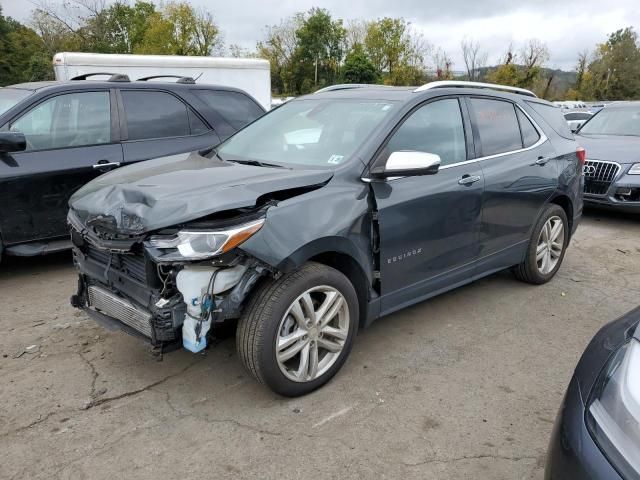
[328,155,344,164]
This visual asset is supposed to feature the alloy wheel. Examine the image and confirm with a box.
[275,286,350,383]
[536,215,565,275]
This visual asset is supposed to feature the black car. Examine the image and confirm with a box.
[545,306,640,480]
[69,81,584,396]
[576,102,640,213]
[0,74,265,259]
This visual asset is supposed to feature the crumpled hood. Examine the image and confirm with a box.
[70,151,333,234]
[575,134,640,164]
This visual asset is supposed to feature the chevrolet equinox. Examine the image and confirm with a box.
[69,81,584,396]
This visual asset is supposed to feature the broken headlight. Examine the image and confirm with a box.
[145,219,265,261]
[587,338,640,480]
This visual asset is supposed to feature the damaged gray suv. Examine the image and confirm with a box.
[70,81,584,396]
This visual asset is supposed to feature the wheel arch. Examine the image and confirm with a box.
[275,237,374,329]
[549,194,574,237]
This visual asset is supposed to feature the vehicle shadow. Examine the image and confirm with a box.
[0,250,74,281]
[582,206,639,226]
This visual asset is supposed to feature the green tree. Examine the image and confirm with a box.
[101,1,156,54]
[486,40,549,91]
[362,18,429,85]
[136,2,221,55]
[0,7,53,86]
[581,28,640,100]
[257,14,303,94]
[342,44,379,83]
[294,8,345,89]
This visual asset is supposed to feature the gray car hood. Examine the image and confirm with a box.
[69,151,333,234]
[575,134,640,164]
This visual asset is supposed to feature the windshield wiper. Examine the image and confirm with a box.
[225,159,287,168]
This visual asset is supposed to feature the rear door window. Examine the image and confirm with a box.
[121,90,205,141]
[193,90,264,130]
[470,98,522,156]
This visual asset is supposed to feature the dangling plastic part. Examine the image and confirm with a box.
[182,315,210,353]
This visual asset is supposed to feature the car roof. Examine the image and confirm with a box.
[4,80,252,95]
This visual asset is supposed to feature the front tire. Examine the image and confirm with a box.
[236,262,359,397]
[513,204,569,284]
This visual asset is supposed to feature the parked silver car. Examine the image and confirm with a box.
[576,102,640,213]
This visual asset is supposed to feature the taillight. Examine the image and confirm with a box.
[576,147,586,167]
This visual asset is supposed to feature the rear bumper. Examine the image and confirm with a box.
[584,195,640,213]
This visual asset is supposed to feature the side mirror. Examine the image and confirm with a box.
[373,151,441,178]
[0,131,26,153]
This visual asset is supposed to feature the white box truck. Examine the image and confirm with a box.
[53,52,271,110]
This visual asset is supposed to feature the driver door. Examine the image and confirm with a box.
[371,97,485,315]
[0,90,122,244]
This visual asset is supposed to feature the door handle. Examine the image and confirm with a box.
[532,156,550,166]
[92,161,121,169]
[458,174,481,186]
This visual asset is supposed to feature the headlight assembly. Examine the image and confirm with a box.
[145,219,265,261]
[587,338,640,480]
[629,163,640,175]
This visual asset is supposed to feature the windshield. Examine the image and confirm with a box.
[216,98,397,168]
[0,88,32,116]
[580,107,640,136]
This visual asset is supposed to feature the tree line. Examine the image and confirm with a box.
[1,1,639,101]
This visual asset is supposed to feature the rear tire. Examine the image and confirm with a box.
[513,204,569,284]
[236,262,358,397]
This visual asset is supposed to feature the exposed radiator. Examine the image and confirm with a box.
[88,285,152,337]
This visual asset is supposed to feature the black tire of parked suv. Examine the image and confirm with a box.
[236,262,359,397]
[512,204,569,285]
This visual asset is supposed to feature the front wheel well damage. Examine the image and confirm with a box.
[309,252,370,328]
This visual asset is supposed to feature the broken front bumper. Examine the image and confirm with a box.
[70,230,267,347]
[71,248,186,345]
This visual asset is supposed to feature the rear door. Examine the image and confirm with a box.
[0,89,121,244]
[372,97,484,314]
[467,97,558,265]
[118,89,220,165]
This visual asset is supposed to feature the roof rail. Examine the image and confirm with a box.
[70,72,130,82]
[414,81,537,98]
[314,83,385,94]
[136,75,196,84]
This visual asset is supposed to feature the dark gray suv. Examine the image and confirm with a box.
[69,81,584,396]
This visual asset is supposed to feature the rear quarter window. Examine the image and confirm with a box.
[193,90,264,130]
[525,101,574,140]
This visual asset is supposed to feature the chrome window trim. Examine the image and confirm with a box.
[361,101,549,181]
[441,103,547,170]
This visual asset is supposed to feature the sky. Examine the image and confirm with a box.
[2,0,639,71]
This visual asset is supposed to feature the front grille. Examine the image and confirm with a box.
[88,285,153,337]
[583,160,620,195]
[85,242,149,284]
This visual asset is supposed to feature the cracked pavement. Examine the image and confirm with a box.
[1,211,639,479]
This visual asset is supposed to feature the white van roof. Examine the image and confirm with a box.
[53,52,269,70]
